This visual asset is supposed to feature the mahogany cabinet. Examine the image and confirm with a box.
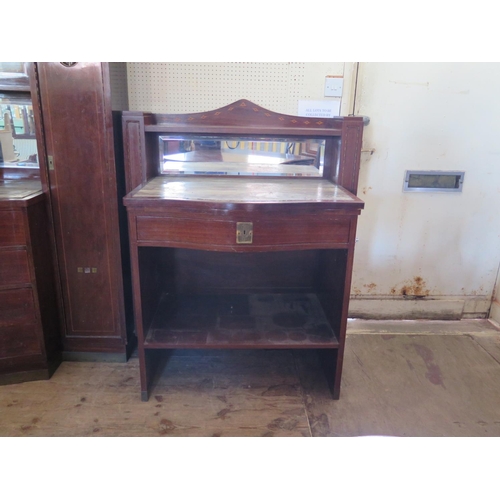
[0,182,61,383]
[36,62,133,359]
[122,100,365,400]
[1,63,62,383]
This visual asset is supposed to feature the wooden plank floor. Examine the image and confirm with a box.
[1,319,500,437]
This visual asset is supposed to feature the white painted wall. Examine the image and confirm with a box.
[491,266,500,325]
[125,62,500,320]
[351,63,500,319]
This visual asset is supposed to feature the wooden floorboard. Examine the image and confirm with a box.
[1,320,500,437]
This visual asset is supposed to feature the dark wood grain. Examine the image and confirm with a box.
[0,190,61,383]
[169,248,319,294]
[0,288,36,327]
[122,113,147,193]
[0,325,41,359]
[0,209,25,245]
[37,62,130,355]
[0,65,62,384]
[134,214,352,251]
[124,99,365,400]
[122,100,365,195]
[27,200,62,359]
[338,118,364,195]
[146,293,339,349]
[0,248,31,287]
[146,99,345,135]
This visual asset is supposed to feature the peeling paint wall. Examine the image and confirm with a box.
[351,63,500,319]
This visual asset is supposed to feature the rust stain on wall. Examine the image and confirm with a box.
[396,276,430,298]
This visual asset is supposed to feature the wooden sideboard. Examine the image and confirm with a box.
[122,100,365,401]
[0,180,61,383]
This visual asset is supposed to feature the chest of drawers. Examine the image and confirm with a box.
[0,180,61,384]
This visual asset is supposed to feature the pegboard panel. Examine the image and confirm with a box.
[127,62,345,115]
[108,62,129,111]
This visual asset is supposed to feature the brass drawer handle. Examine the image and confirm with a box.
[236,222,253,244]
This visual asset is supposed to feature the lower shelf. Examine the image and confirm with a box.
[144,292,339,349]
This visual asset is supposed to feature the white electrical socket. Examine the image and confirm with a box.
[325,77,343,97]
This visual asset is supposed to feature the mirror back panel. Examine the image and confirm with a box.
[159,135,326,177]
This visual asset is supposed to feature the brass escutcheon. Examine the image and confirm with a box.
[236,222,253,244]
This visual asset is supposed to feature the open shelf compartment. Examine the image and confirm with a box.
[137,247,347,352]
[144,292,339,349]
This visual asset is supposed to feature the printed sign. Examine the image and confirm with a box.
[297,100,340,118]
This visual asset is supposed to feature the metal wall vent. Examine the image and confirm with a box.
[403,171,465,192]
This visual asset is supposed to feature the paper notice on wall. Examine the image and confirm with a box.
[297,100,340,118]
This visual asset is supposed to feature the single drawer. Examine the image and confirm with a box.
[242,217,351,247]
[0,248,31,286]
[135,214,351,249]
[0,323,41,359]
[0,209,25,246]
[0,288,37,328]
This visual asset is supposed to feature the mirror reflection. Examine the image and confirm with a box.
[159,135,325,176]
[0,93,38,167]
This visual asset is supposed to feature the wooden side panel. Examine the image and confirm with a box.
[122,113,147,193]
[338,118,364,195]
[170,248,319,294]
[0,248,30,286]
[0,209,25,245]
[27,201,61,357]
[37,62,126,348]
[0,289,37,327]
[316,219,359,398]
[0,200,59,362]
[0,325,42,360]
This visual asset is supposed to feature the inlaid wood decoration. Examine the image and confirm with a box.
[37,62,131,357]
[122,99,366,401]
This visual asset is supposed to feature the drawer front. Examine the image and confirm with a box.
[0,324,42,359]
[0,248,31,286]
[136,215,351,249]
[0,288,37,328]
[0,209,25,246]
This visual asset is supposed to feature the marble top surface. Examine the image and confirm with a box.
[131,176,361,205]
[0,179,43,200]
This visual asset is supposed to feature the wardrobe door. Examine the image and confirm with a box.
[37,62,128,356]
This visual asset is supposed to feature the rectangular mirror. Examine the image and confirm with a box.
[0,93,38,167]
[0,62,30,91]
[1,92,39,182]
[159,135,325,177]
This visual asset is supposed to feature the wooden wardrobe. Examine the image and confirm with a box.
[36,62,133,360]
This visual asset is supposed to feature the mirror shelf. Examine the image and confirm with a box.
[160,135,326,177]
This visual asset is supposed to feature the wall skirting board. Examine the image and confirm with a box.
[490,300,500,326]
[348,295,492,320]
